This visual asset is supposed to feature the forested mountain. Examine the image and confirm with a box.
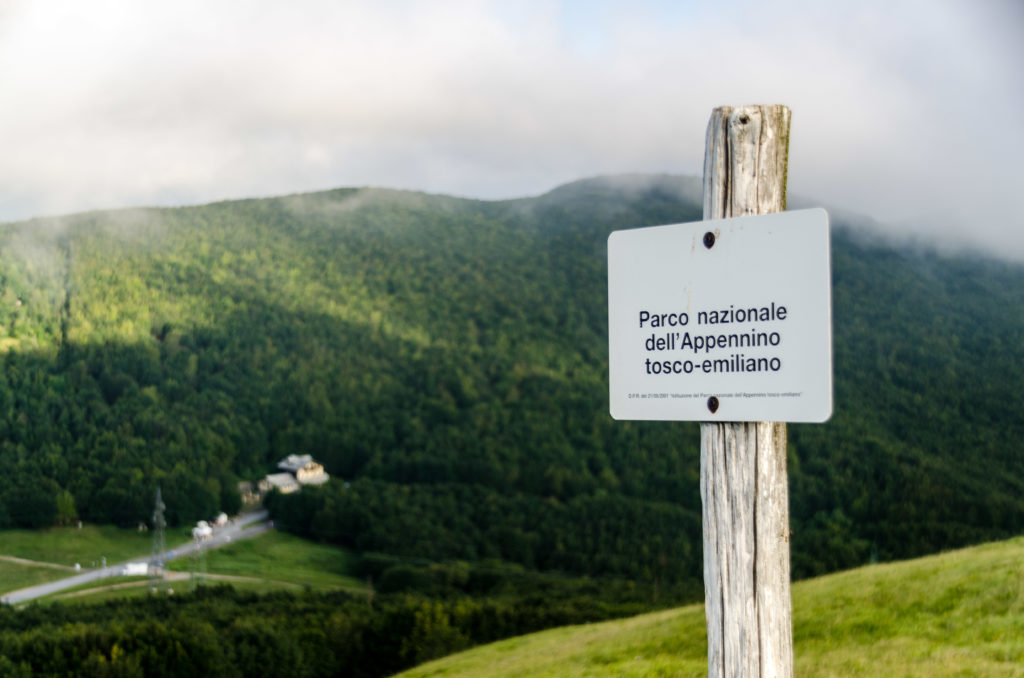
[2,174,1023,587]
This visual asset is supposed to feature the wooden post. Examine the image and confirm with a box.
[700,105,793,678]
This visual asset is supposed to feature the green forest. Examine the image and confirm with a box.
[0,582,654,677]
[2,175,1024,672]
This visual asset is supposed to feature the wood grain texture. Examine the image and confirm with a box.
[700,105,793,678]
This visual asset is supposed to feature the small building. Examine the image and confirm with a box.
[277,454,329,486]
[259,472,301,495]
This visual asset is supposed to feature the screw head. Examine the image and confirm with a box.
[707,396,719,413]
[703,232,716,249]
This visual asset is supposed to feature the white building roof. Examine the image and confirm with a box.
[264,472,301,492]
[278,454,316,473]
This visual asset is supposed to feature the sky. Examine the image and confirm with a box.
[2,0,1022,257]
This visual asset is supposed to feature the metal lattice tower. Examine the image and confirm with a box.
[150,487,167,591]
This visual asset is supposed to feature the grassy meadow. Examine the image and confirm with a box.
[0,523,155,596]
[0,523,153,570]
[1,524,365,602]
[399,537,1024,678]
[0,559,76,595]
[164,529,366,592]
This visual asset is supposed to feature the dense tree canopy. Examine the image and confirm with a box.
[0,584,652,677]
[1,175,1023,584]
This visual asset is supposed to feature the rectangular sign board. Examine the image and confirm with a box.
[608,208,832,422]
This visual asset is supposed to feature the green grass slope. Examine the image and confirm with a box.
[0,524,153,569]
[399,537,1024,677]
[0,524,156,596]
[1,524,365,599]
[164,529,366,592]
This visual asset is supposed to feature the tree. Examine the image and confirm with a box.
[6,477,60,528]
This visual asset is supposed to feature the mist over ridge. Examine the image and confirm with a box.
[5,172,1014,265]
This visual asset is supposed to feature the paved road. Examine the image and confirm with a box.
[1,510,270,606]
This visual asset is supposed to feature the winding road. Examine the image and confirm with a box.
[1,510,270,606]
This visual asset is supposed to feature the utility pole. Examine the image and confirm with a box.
[700,104,793,678]
[150,486,167,593]
[190,536,207,590]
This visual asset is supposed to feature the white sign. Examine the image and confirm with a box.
[608,208,832,422]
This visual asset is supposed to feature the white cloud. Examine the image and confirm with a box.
[1,0,1021,257]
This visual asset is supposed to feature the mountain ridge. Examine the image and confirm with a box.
[0,173,1021,585]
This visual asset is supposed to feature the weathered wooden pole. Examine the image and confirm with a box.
[700,105,793,678]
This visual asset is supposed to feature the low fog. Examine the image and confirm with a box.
[1,1,1021,259]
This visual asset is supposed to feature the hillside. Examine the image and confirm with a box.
[398,536,1024,677]
[2,535,1020,676]
[1,174,1023,590]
